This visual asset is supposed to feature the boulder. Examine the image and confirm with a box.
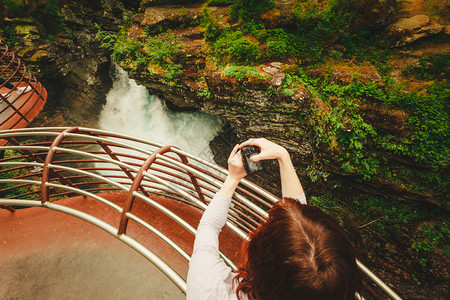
[384,15,444,47]
[262,62,286,88]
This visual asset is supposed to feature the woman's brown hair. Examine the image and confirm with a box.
[235,198,361,300]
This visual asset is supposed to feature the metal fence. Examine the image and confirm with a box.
[0,127,401,299]
[0,39,47,133]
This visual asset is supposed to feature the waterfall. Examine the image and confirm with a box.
[98,64,221,162]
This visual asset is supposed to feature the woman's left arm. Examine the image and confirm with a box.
[187,145,247,299]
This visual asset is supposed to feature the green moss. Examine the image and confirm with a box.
[223,65,262,80]
[402,53,450,81]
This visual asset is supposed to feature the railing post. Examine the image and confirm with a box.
[177,154,206,204]
[118,145,172,235]
[41,127,79,204]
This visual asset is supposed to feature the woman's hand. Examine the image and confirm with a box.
[219,144,247,198]
[239,138,288,162]
[227,144,247,181]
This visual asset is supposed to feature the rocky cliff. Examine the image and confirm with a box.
[117,0,448,206]
[1,0,138,126]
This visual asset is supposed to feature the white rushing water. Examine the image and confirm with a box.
[98,64,221,162]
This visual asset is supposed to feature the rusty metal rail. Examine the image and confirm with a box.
[0,39,47,133]
[0,127,401,299]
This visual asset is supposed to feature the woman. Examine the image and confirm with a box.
[187,138,360,300]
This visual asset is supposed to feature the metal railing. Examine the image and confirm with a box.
[0,39,47,133]
[0,127,401,299]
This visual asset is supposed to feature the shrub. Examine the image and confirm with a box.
[385,81,449,168]
[211,30,261,64]
[229,0,275,21]
[201,7,221,42]
[292,0,358,60]
[258,29,298,60]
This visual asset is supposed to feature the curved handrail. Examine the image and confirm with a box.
[0,39,47,135]
[0,127,402,299]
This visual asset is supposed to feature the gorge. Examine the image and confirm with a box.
[0,0,448,298]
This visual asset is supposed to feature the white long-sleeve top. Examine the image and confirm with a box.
[186,192,307,300]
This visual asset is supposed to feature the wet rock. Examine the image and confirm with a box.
[262,62,286,88]
[292,87,312,104]
[60,5,92,26]
[385,15,444,47]
[28,49,50,62]
[359,105,409,134]
[7,0,133,128]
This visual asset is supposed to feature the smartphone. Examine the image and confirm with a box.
[240,146,264,174]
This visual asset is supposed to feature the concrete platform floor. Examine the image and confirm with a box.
[0,197,187,300]
[0,241,184,299]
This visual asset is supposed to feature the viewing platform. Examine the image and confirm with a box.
[0,39,47,145]
[0,127,402,299]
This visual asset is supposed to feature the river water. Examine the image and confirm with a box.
[98,64,221,162]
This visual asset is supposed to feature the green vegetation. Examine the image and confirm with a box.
[96,25,183,82]
[384,81,449,168]
[230,0,275,21]
[402,53,449,81]
[271,62,449,190]
[207,0,230,6]
[201,7,221,41]
[0,0,66,41]
[211,31,261,64]
[41,0,66,38]
[223,65,262,80]
[202,0,361,65]
[0,24,20,46]
[310,193,450,261]
[0,0,24,15]
[412,222,450,259]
